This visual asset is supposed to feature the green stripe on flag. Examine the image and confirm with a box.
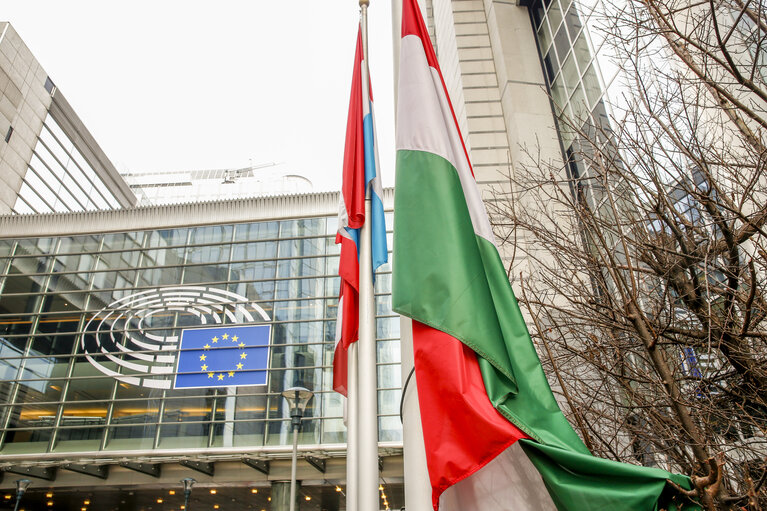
[393,149,583,450]
[520,440,700,511]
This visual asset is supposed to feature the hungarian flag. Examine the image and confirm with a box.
[393,0,698,509]
[333,25,387,396]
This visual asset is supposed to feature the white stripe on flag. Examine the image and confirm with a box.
[396,34,495,246]
[439,442,556,511]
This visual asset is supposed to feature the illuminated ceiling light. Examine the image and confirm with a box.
[46,493,53,498]
[4,495,10,500]
[267,497,271,502]
[157,498,163,504]
[214,505,219,510]
[169,490,176,495]
[379,485,384,491]
[84,500,91,505]
[304,495,311,501]
[251,488,258,494]
[335,486,342,492]
[209,489,217,495]
[81,508,87,511]
[47,502,53,507]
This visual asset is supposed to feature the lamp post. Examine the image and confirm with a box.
[181,477,196,510]
[281,386,314,511]
[13,479,31,511]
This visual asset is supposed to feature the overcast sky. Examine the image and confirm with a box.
[3,1,396,191]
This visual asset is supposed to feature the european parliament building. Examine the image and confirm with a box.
[1,0,618,507]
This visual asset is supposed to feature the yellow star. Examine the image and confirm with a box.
[238,342,246,348]
[217,373,225,380]
[236,363,243,370]
[231,335,238,343]
[201,364,208,371]
[203,343,211,350]
[222,333,229,340]
[240,353,247,360]
[208,372,214,378]
[228,371,235,377]
[199,354,207,361]
[212,336,218,343]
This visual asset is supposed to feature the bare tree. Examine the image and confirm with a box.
[493,0,767,508]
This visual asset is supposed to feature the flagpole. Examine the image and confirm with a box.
[345,343,359,511]
[394,1,433,509]
[357,2,381,511]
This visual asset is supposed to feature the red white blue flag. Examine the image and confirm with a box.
[333,26,387,396]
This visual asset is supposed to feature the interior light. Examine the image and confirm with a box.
[46,493,53,498]
[210,489,217,495]
[251,488,258,494]
[47,502,53,507]
[169,490,175,495]
[4,495,11,500]
[379,485,384,491]
[84,500,90,505]
[335,486,342,492]
[157,498,163,503]
[305,496,311,501]
[267,497,271,501]
[214,505,219,510]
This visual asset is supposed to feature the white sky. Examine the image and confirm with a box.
[3,1,396,192]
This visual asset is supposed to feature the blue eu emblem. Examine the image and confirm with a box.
[174,325,270,389]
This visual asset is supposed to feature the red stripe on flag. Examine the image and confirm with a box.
[341,29,366,231]
[412,320,529,510]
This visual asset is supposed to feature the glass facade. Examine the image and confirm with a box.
[0,214,399,456]
[12,114,122,215]
[531,0,610,150]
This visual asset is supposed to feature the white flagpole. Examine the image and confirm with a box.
[394,1,433,509]
[358,2,381,511]
[345,343,359,511]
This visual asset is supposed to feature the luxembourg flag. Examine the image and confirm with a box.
[333,26,387,396]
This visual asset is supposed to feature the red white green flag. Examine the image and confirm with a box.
[392,1,699,510]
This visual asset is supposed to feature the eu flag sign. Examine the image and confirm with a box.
[174,325,270,389]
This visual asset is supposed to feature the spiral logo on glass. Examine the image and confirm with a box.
[81,286,271,389]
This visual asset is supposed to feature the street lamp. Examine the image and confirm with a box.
[281,386,314,511]
[181,477,196,510]
[13,479,31,511]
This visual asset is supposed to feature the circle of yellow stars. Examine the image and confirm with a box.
[199,332,247,381]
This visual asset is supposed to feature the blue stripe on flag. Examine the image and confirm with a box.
[363,106,388,272]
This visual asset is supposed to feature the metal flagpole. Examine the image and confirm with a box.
[393,1,433,509]
[345,343,359,511]
[358,2,381,511]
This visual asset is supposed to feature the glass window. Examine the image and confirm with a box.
[0,216,400,455]
[537,19,553,53]
[573,32,592,73]
[582,62,603,108]
[561,53,580,94]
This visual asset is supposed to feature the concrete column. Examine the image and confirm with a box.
[271,481,300,511]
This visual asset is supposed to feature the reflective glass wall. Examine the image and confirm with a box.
[0,215,399,455]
